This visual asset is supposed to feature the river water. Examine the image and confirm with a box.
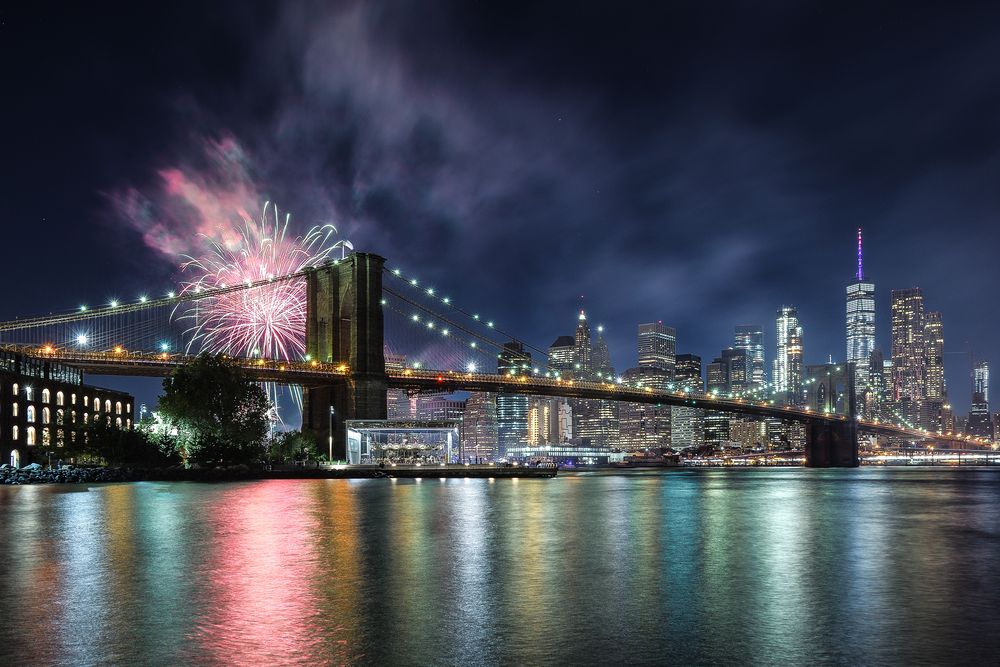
[1,468,998,666]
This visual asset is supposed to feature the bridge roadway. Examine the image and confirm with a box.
[389,368,984,448]
[11,346,989,449]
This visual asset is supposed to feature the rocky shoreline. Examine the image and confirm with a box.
[0,463,556,484]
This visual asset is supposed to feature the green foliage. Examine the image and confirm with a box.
[54,419,179,468]
[158,353,271,466]
[266,429,322,464]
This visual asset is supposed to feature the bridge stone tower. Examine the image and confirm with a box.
[302,253,387,459]
[804,361,859,467]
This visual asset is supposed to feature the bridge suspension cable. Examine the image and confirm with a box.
[382,266,551,360]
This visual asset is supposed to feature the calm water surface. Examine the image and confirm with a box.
[1,468,999,666]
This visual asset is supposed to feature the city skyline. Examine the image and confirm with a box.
[2,3,998,415]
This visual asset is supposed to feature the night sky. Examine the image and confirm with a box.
[2,2,999,414]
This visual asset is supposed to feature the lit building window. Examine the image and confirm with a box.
[84,396,89,407]
[12,383,18,395]
[42,407,50,424]
[25,387,32,400]
[42,427,50,445]
[11,402,18,418]
[71,410,76,423]
[57,429,65,446]
[115,417,122,428]
[127,403,132,414]
[56,391,64,406]
[126,419,131,429]
[94,399,101,412]
[26,427,36,445]
[12,425,18,441]
[104,399,111,413]
[26,406,35,423]
[42,388,50,404]
[56,409,64,425]
[116,401,122,415]
[83,413,89,424]
[71,393,77,405]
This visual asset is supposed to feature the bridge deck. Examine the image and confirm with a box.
[9,345,989,449]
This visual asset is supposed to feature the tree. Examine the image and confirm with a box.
[58,419,179,467]
[267,429,322,464]
[158,353,271,466]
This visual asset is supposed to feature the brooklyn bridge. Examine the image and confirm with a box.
[0,253,984,467]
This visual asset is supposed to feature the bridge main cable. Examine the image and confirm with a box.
[0,268,313,332]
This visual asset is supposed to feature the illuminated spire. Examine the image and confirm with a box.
[579,309,587,321]
[856,227,864,281]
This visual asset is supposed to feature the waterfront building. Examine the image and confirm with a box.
[385,353,412,419]
[460,392,498,462]
[671,353,704,448]
[773,306,804,405]
[0,349,135,467]
[416,396,466,421]
[618,401,670,451]
[734,324,766,391]
[846,229,877,417]
[527,397,572,445]
[670,405,704,449]
[572,398,618,448]
[765,419,806,450]
[496,342,531,454]
[729,416,766,449]
[703,411,729,447]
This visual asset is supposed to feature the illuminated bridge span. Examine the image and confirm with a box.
[0,252,988,466]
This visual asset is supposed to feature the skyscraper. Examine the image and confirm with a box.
[592,325,615,378]
[674,354,704,393]
[671,353,704,449]
[734,324,765,391]
[924,312,945,400]
[461,392,498,462]
[773,306,803,405]
[969,361,992,439]
[975,360,989,402]
[890,288,926,405]
[846,228,876,415]
[638,322,676,374]
[496,341,531,454]
[574,310,592,378]
[547,335,575,377]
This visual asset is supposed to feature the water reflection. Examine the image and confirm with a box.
[0,470,998,665]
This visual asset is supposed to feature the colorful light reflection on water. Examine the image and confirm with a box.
[1,469,999,665]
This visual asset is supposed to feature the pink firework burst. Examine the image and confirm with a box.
[177,202,341,360]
